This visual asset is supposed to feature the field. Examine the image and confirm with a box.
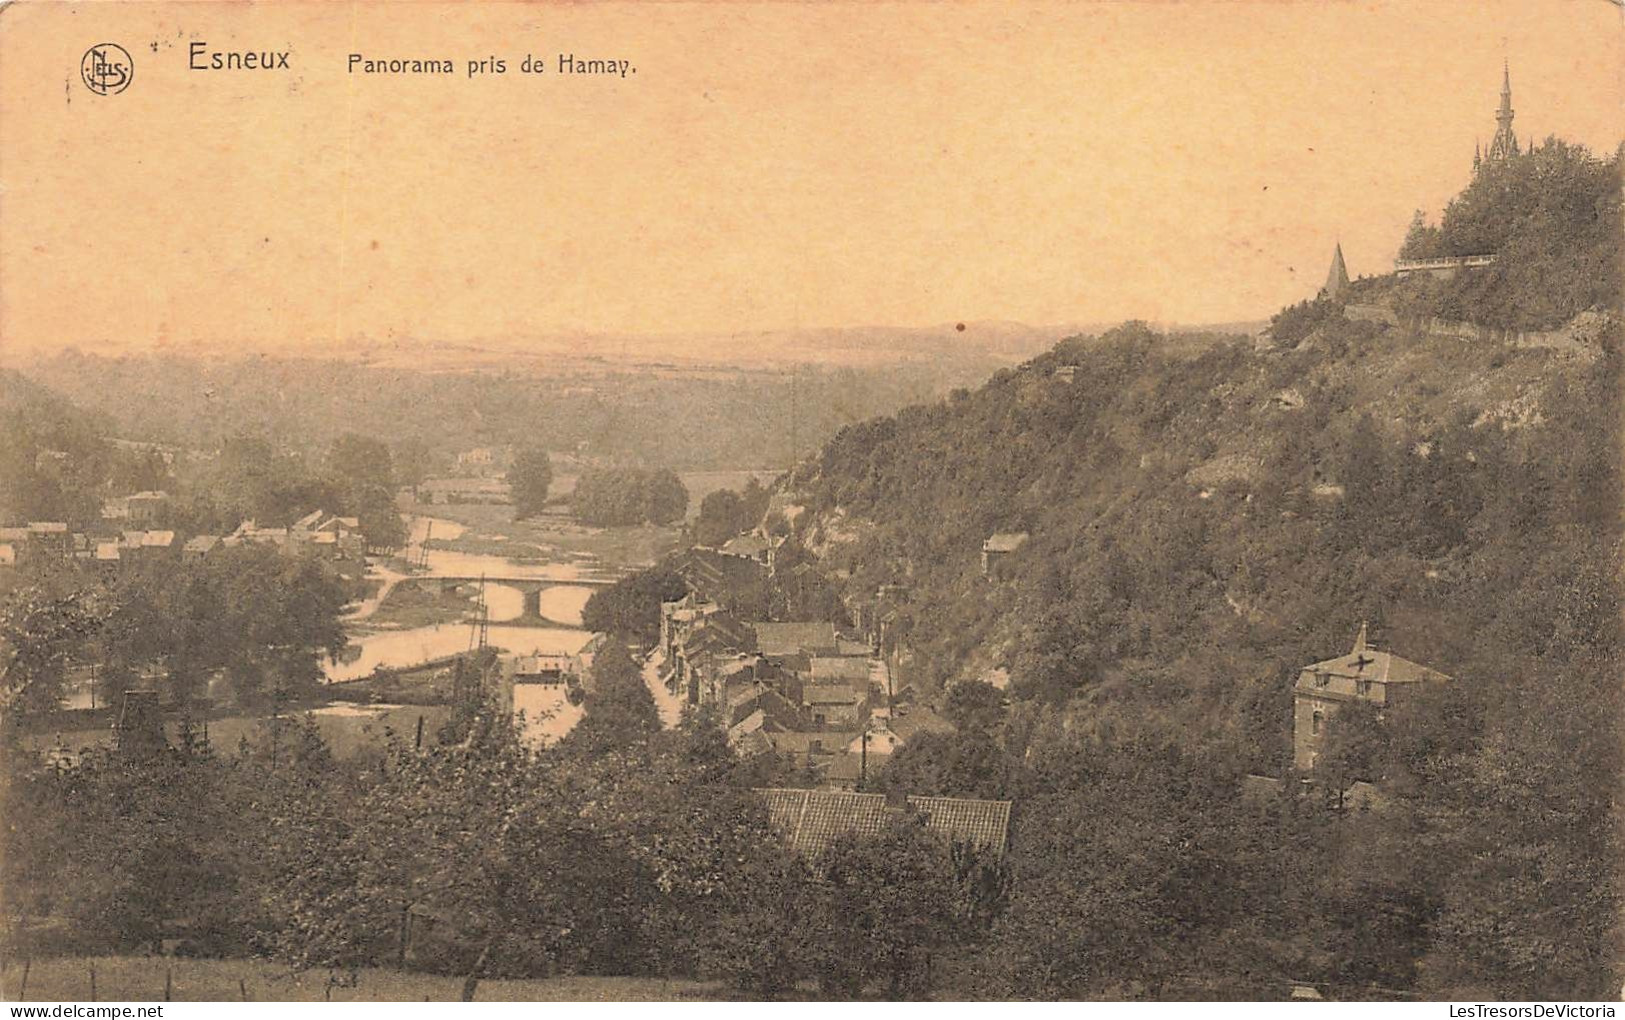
[408,501,679,571]
[0,957,721,1002]
[362,580,476,631]
[410,468,778,571]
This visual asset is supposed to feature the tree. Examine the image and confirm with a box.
[1398,209,1443,261]
[644,470,689,525]
[693,488,745,548]
[0,588,102,733]
[809,818,976,998]
[944,679,1006,734]
[572,468,688,527]
[391,437,432,500]
[508,446,554,520]
[327,433,395,495]
[1314,700,1389,809]
[580,568,689,647]
[354,483,407,552]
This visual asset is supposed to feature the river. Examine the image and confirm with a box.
[326,515,607,683]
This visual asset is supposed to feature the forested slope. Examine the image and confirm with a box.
[778,141,1622,996]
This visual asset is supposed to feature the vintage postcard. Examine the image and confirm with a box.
[0,0,1622,1005]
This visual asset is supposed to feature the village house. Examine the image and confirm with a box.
[1292,623,1451,771]
[820,705,956,790]
[981,531,1029,576]
[659,595,759,707]
[669,547,770,608]
[182,535,221,561]
[803,683,865,729]
[125,491,169,525]
[718,532,770,563]
[92,540,122,577]
[508,653,577,685]
[26,522,73,562]
[455,446,510,478]
[659,591,724,663]
[762,729,858,771]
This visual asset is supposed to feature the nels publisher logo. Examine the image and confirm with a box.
[80,43,133,96]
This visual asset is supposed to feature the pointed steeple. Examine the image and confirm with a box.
[1318,243,1350,301]
[1353,620,1369,655]
[1487,61,1520,162]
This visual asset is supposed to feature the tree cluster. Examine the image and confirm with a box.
[691,477,772,548]
[2,637,1005,1000]
[507,446,555,520]
[571,468,690,528]
[1393,140,1621,330]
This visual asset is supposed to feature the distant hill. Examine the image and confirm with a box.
[11,316,1262,472]
[12,348,1025,472]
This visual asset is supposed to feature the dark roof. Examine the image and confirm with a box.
[673,548,767,603]
[825,753,865,782]
[753,622,840,657]
[908,796,1013,852]
[760,788,893,854]
[756,788,1012,858]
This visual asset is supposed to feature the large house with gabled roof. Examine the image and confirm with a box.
[1292,623,1451,771]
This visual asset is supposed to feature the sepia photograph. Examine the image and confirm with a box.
[0,0,1622,1005]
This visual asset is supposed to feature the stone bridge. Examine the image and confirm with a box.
[399,574,616,628]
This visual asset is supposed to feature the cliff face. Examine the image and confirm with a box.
[784,307,1619,759]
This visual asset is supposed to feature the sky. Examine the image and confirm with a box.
[0,0,1621,358]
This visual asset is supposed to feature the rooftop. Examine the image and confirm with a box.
[803,684,862,706]
[809,656,872,682]
[753,621,840,658]
[757,788,1012,857]
[1296,624,1450,687]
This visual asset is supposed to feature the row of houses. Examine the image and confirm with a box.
[0,508,364,575]
[657,543,953,790]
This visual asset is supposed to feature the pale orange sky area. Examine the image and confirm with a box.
[0,0,1621,358]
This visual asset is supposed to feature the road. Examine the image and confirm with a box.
[641,650,685,730]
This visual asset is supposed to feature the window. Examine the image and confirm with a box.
[1314,670,1329,688]
[1356,679,1371,696]
[1311,711,1323,735]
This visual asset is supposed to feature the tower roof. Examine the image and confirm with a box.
[1487,62,1520,162]
[1319,243,1350,300]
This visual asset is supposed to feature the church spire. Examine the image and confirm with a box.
[1487,61,1520,162]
